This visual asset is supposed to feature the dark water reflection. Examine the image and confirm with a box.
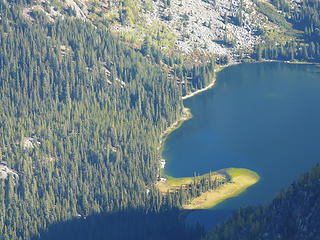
[35,209,204,240]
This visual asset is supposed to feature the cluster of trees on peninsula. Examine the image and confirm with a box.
[0,0,215,239]
[165,173,227,208]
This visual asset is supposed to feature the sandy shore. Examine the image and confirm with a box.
[157,107,191,152]
[182,79,217,100]
[181,62,239,100]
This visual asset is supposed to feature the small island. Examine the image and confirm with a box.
[157,168,259,210]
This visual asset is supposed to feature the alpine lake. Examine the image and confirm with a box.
[162,62,320,230]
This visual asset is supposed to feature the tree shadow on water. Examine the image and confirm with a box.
[33,209,204,240]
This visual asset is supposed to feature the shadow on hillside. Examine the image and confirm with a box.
[33,209,204,240]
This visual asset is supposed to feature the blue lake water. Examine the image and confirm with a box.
[162,63,320,230]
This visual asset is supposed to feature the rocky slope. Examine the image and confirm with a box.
[142,0,265,56]
[21,0,287,60]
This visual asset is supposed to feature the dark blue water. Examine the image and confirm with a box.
[162,63,320,230]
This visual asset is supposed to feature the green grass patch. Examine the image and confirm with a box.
[227,168,260,179]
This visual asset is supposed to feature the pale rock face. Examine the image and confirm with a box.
[0,164,18,180]
[160,159,166,169]
[159,177,167,183]
[23,137,35,150]
[23,137,41,150]
[142,0,267,57]
[64,0,88,20]
[23,138,34,150]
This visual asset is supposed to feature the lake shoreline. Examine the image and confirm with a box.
[158,60,317,177]
[157,107,192,152]
[182,62,239,100]
[156,107,192,180]
[158,61,239,180]
[163,59,318,152]
[156,60,316,208]
[181,59,320,100]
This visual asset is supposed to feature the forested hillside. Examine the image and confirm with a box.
[204,164,320,240]
[0,0,214,239]
[2,0,320,239]
[254,0,320,62]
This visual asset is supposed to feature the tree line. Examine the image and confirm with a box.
[166,173,227,208]
[254,0,320,62]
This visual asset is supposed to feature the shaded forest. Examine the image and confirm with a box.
[34,209,203,240]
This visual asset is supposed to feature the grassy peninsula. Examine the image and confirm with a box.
[184,168,259,209]
[157,168,259,210]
